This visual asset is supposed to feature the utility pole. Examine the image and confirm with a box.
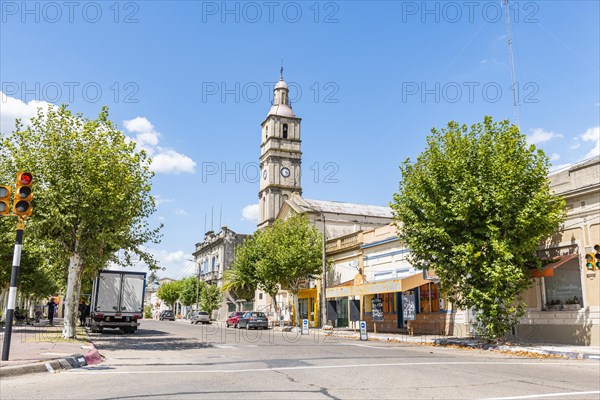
[320,213,327,328]
[2,217,25,361]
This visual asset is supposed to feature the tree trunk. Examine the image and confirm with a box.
[270,291,278,322]
[291,286,300,327]
[62,251,84,339]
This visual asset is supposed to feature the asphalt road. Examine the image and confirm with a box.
[1,319,599,400]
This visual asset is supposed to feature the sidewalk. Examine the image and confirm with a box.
[0,319,102,378]
[273,326,600,360]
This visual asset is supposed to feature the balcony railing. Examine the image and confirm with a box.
[199,271,221,282]
[326,231,363,254]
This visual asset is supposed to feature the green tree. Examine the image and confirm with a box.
[390,116,565,339]
[223,233,262,303]
[225,214,322,325]
[225,231,280,314]
[259,214,322,326]
[157,280,181,311]
[200,283,222,316]
[179,276,203,307]
[1,105,161,338]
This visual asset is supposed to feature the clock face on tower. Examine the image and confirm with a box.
[280,167,290,178]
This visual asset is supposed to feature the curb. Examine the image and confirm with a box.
[0,353,88,378]
[433,338,600,360]
[0,335,103,378]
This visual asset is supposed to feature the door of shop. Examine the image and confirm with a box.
[336,298,348,328]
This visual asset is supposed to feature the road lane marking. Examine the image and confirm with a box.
[341,343,397,350]
[68,360,589,375]
[482,391,600,400]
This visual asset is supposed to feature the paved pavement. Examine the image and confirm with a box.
[1,319,599,399]
[0,319,101,377]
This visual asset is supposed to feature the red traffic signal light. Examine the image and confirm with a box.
[18,172,32,185]
[14,172,33,217]
[0,185,11,216]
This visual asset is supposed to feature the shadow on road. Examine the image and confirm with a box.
[89,329,213,351]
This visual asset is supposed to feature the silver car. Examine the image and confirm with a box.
[189,311,210,324]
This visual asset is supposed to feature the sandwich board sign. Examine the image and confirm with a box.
[301,318,309,335]
[359,320,368,341]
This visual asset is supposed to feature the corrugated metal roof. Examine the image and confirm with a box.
[301,198,392,218]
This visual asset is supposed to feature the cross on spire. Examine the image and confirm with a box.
[280,59,284,80]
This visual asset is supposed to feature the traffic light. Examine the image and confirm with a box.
[14,172,33,217]
[585,252,596,271]
[0,185,11,216]
[595,244,600,270]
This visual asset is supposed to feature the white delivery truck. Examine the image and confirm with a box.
[90,270,146,334]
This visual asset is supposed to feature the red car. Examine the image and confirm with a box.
[226,311,246,328]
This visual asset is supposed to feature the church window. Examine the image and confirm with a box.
[282,124,288,139]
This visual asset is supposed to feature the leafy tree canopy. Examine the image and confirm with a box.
[391,116,565,339]
[200,283,222,315]
[157,280,181,308]
[225,214,322,324]
[1,105,161,337]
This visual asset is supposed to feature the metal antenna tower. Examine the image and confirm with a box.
[503,0,520,127]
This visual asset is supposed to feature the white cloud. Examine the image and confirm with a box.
[581,126,600,159]
[549,153,560,162]
[123,116,196,174]
[154,194,174,206]
[151,150,196,174]
[118,247,194,279]
[174,208,188,216]
[150,248,195,279]
[242,203,259,223]
[526,128,563,145]
[0,91,53,134]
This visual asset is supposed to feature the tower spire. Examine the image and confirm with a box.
[280,59,284,80]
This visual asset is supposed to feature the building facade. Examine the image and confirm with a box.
[193,227,248,321]
[514,156,600,345]
[326,224,471,335]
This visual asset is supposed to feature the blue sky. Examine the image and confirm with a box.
[1,1,599,279]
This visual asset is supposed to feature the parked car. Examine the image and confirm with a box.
[189,311,210,324]
[226,311,246,328]
[159,310,175,321]
[238,311,269,330]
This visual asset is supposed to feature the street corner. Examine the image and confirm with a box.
[0,353,88,378]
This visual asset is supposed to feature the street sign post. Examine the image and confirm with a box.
[359,320,368,341]
[301,318,309,335]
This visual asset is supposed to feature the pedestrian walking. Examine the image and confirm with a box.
[47,298,56,325]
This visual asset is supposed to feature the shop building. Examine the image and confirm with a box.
[514,156,600,345]
[326,224,471,335]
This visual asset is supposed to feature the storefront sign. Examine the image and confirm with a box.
[326,273,427,298]
[371,298,383,322]
[402,293,416,321]
[359,320,368,341]
[301,318,309,335]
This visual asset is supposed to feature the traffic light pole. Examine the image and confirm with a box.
[1,217,25,361]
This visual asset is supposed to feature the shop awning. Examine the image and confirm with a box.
[326,272,428,298]
[530,254,578,278]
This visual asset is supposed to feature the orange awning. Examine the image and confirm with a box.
[530,254,578,278]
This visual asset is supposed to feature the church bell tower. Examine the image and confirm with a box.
[257,68,302,229]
